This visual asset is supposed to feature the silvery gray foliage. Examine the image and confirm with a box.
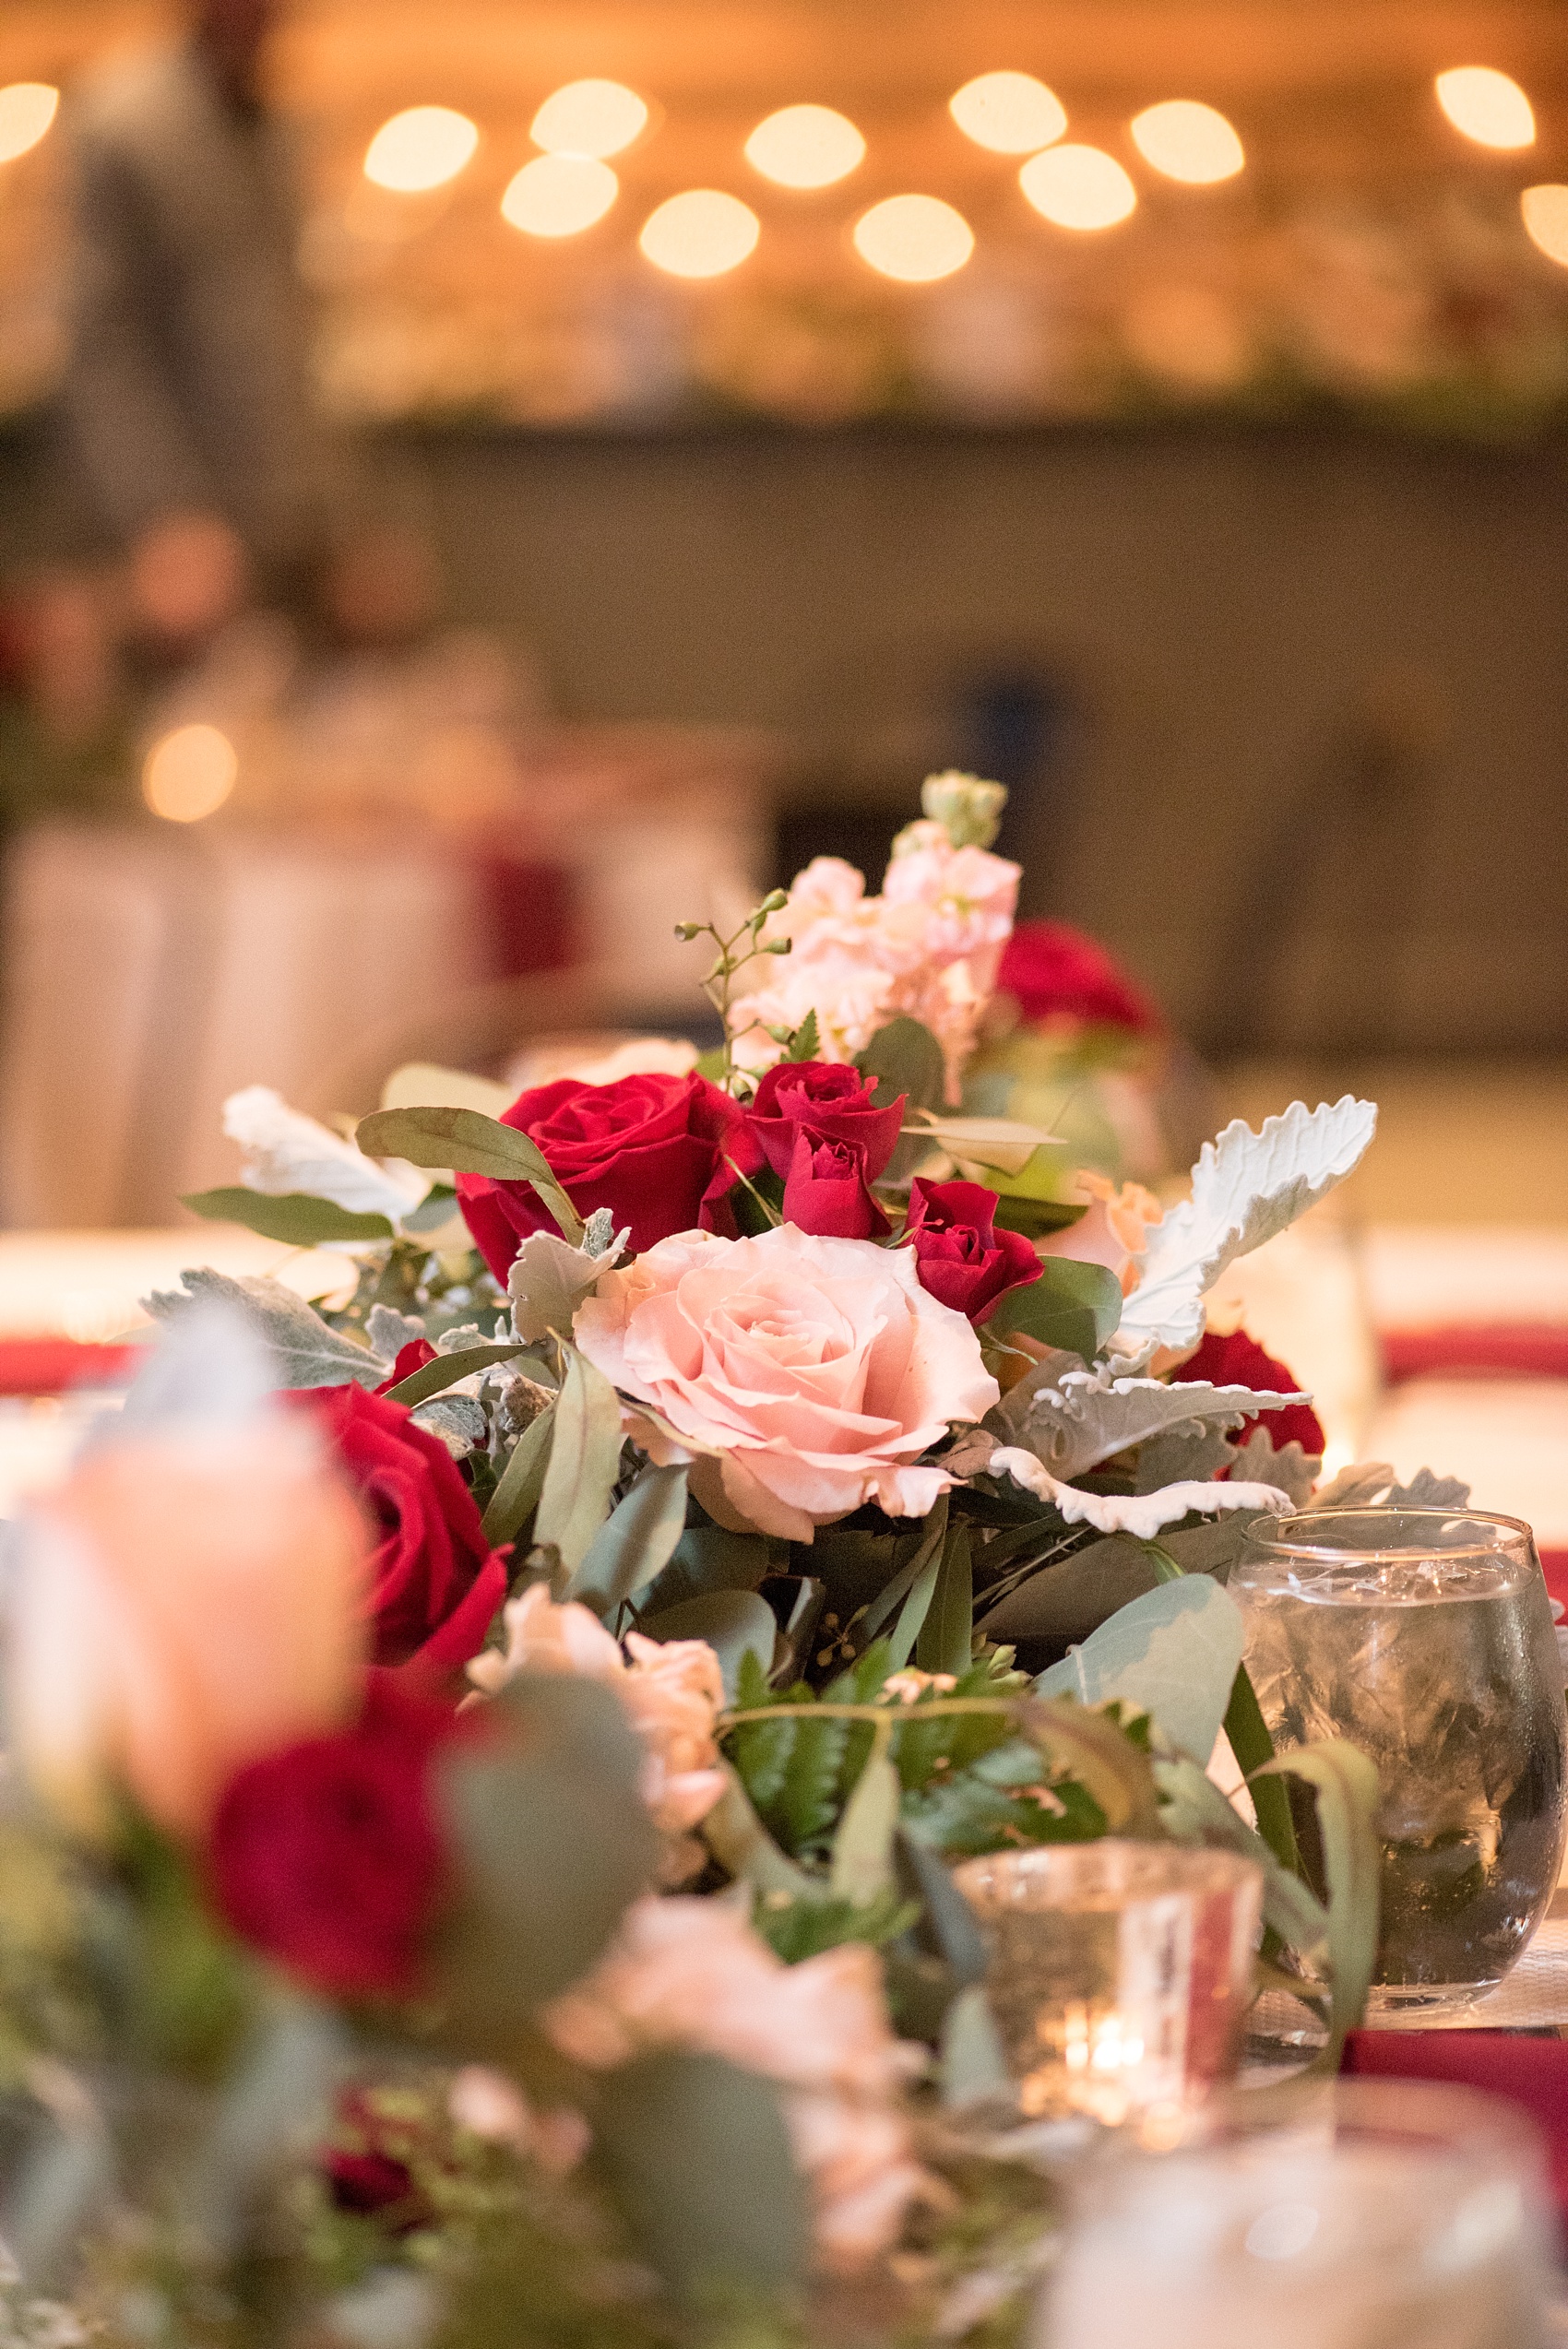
[366,1304,426,1360]
[582,1208,625,1260]
[140,1268,389,1391]
[113,1299,275,1433]
[434,1323,486,1355]
[1113,1095,1378,1356]
[1307,1463,1472,1511]
[1005,1362,1313,1482]
[1229,1426,1323,1508]
[1134,1421,1237,1494]
[411,1395,488,1456]
[508,1228,624,1346]
[982,1348,1085,1447]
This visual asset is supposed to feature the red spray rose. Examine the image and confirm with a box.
[904,1178,1043,1326]
[283,1385,508,1675]
[782,1130,893,1240]
[996,921,1162,1035]
[744,1062,905,1187]
[457,1071,750,1280]
[374,1339,437,1393]
[1176,1328,1325,1458]
[209,1674,460,1999]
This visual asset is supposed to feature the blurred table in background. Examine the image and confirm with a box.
[0,724,769,1228]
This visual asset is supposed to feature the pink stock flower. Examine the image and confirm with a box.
[573,1227,998,1541]
[541,1894,930,2273]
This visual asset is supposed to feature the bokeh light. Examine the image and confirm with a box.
[639,190,760,278]
[949,71,1066,155]
[530,80,648,160]
[1131,100,1244,184]
[852,194,974,283]
[0,83,59,164]
[1434,66,1535,149]
[363,107,479,193]
[744,104,865,189]
[501,155,618,238]
[142,726,238,824]
[1020,144,1138,231]
[1521,184,1568,266]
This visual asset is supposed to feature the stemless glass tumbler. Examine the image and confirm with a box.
[1231,1507,1568,2018]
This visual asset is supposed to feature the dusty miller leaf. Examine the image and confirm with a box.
[508,1228,619,1346]
[1013,1363,1313,1480]
[140,1268,388,1391]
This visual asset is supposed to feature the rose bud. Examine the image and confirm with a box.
[903,1177,1043,1326]
[744,1062,905,1188]
[781,1129,892,1241]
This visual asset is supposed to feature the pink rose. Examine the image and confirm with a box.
[573,1227,998,1541]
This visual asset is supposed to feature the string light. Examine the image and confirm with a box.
[852,195,974,282]
[1131,100,1244,184]
[1521,184,1568,266]
[1434,67,1535,149]
[363,107,478,193]
[1020,145,1137,231]
[501,155,618,238]
[639,190,759,278]
[744,104,865,189]
[530,80,647,159]
[949,72,1066,155]
[142,726,238,823]
[0,83,58,164]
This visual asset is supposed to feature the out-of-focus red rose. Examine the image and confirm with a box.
[324,2090,435,2231]
[209,1674,458,1999]
[782,1131,893,1240]
[1177,1329,1325,1457]
[283,1385,507,1674]
[374,1339,437,1394]
[457,1071,750,1280]
[996,921,1162,1035]
[745,1062,905,1187]
[903,1179,1043,1326]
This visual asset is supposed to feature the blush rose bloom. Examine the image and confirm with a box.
[6,1416,369,1839]
[573,1227,999,1542]
[542,1894,930,2274]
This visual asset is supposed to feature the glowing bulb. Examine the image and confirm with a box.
[949,71,1066,155]
[142,726,238,824]
[530,79,647,159]
[639,190,759,278]
[1131,100,1244,184]
[0,83,59,164]
[501,154,618,238]
[1435,66,1535,149]
[1020,144,1137,231]
[363,106,479,193]
[744,104,864,189]
[852,194,973,282]
[1522,184,1568,266]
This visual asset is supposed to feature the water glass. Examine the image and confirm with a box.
[952,1841,1263,2124]
[1040,2079,1558,2349]
[1231,1507,1567,2019]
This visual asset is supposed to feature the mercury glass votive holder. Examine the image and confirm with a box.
[953,1842,1264,2124]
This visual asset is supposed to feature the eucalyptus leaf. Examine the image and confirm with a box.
[1253,1739,1381,2055]
[355,1107,584,1245]
[829,1734,900,1904]
[1155,1753,1327,1959]
[481,1404,555,1547]
[636,1589,778,1700]
[567,1464,690,1615]
[180,1188,395,1246]
[592,2051,807,2301]
[185,1996,345,2256]
[399,1184,462,1235]
[640,1523,775,1620]
[873,1500,949,1667]
[1033,1576,1245,1765]
[385,1342,529,1409]
[140,1268,388,1391]
[938,1984,1012,2108]
[535,1346,624,1574]
[855,1015,945,1111]
[986,1257,1123,1367]
[897,1827,989,1989]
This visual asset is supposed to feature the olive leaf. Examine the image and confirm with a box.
[566,1463,691,1616]
[180,1189,396,1246]
[915,1522,974,1679]
[828,1723,899,1905]
[481,1403,555,1547]
[384,1342,531,1409]
[355,1107,584,1245]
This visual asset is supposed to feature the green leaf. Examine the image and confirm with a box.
[897,1825,989,1987]
[855,1015,945,1111]
[636,1589,778,1701]
[777,1712,850,1853]
[567,1464,690,1615]
[695,1046,728,1084]
[534,1346,624,1574]
[984,1256,1123,1366]
[784,1008,820,1062]
[1252,1739,1380,2055]
[916,1524,974,1679]
[180,1188,396,1245]
[829,1726,899,1904]
[398,1183,459,1235]
[385,1341,530,1409]
[700,1763,823,1902]
[592,2051,807,2301]
[481,1404,555,1547]
[354,1108,584,1244]
[877,1500,950,1668]
[939,1984,1012,2108]
[434,1675,658,2031]
[751,1886,916,1963]
[1154,1752,1327,1958]
[1224,1663,1301,1879]
[1015,1696,1164,1838]
[1033,1576,1245,1766]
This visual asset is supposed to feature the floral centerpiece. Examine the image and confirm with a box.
[0,777,1438,2348]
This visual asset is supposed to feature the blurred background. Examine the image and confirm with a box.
[0,0,1563,1232]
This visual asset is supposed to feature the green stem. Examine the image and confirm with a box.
[720,1696,1016,1732]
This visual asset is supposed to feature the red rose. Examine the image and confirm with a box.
[209,1675,458,1999]
[745,1062,905,1186]
[457,1071,750,1280]
[374,1339,437,1394]
[284,1385,508,1674]
[1177,1329,1325,1458]
[996,921,1162,1035]
[782,1130,892,1240]
[325,2090,436,2230]
[904,1178,1043,1325]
